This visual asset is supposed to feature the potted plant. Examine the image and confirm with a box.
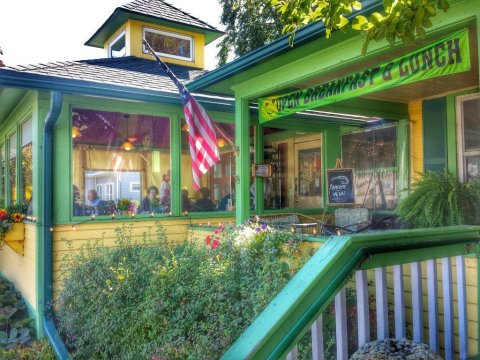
[0,206,25,254]
[117,198,131,215]
[397,171,480,228]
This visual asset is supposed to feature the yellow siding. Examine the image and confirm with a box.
[409,100,424,181]
[52,217,233,297]
[0,222,37,310]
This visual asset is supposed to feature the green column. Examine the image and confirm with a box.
[170,115,181,216]
[254,124,264,213]
[397,119,410,201]
[235,97,250,224]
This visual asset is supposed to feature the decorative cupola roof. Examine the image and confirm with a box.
[85,0,223,49]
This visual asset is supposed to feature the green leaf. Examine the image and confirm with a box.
[336,15,349,28]
[369,12,384,25]
[351,15,368,30]
[352,1,362,10]
[417,26,426,39]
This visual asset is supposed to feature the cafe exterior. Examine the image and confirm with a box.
[0,0,479,358]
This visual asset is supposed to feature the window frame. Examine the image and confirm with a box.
[108,30,126,58]
[130,181,141,192]
[456,93,480,182]
[142,27,194,62]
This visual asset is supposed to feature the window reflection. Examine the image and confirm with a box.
[72,108,170,216]
[22,119,33,212]
[342,126,397,210]
[180,120,236,212]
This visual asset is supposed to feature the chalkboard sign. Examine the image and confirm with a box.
[327,168,355,205]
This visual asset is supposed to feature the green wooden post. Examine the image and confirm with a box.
[397,119,410,201]
[235,97,250,224]
[170,115,181,216]
[254,124,264,213]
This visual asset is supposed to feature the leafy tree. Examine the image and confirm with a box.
[217,0,284,65]
[272,0,450,54]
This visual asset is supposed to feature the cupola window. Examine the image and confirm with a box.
[143,27,193,61]
[108,31,126,58]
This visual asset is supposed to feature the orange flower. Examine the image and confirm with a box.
[0,209,7,220]
[13,213,23,223]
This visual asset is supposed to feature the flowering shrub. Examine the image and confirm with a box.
[56,222,309,359]
[0,206,24,247]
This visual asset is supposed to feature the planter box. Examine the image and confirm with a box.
[4,222,25,255]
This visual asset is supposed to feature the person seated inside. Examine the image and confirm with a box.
[192,187,216,212]
[85,189,107,215]
[139,186,160,213]
[182,189,192,213]
[159,187,171,213]
[73,185,84,216]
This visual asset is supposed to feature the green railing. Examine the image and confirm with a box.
[221,226,480,359]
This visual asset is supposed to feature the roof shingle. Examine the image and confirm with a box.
[121,0,219,32]
[5,56,206,93]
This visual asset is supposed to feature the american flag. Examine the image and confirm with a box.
[143,40,220,191]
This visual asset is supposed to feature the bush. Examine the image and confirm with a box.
[350,338,442,359]
[0,339,55,360]
[55,221,307,359]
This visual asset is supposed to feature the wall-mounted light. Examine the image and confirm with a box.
[72,126,82,139]
[121,140,134,151]
[217,138,226,148]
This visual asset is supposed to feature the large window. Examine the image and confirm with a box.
[143,27,193,61]
[72,108,171,217]
[180,120,236,212]
[457,94,480,181]
[9,133,16,204]
[21,119,33,206]
[342,126,397,210]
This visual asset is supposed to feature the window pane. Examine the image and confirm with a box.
[110,32,126,58]
[72,108,170,216]
[181,120,235,212]
[463,98,480,152]
[22,119,33,211]
[342,126,397,210]
[466,155,480,181]
[9,133,16,204]
[145,29,192,60]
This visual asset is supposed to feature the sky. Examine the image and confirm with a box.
[0,0,224,70]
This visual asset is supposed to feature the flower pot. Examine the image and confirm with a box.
[3,222,25,255]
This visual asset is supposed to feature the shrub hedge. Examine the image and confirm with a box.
[55,221,307,359]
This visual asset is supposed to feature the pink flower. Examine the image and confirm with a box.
[205,235,211,246]
[214,229,219,235]
[211,239,220,249]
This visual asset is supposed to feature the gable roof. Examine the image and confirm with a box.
[86,0,224,48]
[4,56,206,93]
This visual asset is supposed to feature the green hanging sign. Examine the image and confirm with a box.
[259,28,471,123]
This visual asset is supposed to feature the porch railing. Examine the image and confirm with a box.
[221,226,480,359]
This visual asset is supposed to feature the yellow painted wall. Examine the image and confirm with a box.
[409,100,424,181]
[119,20,205,68]
[0,222,37,310]
[52,217,233,297]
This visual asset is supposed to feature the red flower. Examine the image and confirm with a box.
[211,239,220,249]
[205,235,211,246]
[214,229,219,235]
[0,209,6,220]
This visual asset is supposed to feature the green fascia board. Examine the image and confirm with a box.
[222,225,480,359]
[85,9,224,48]
[187,0,383,93]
